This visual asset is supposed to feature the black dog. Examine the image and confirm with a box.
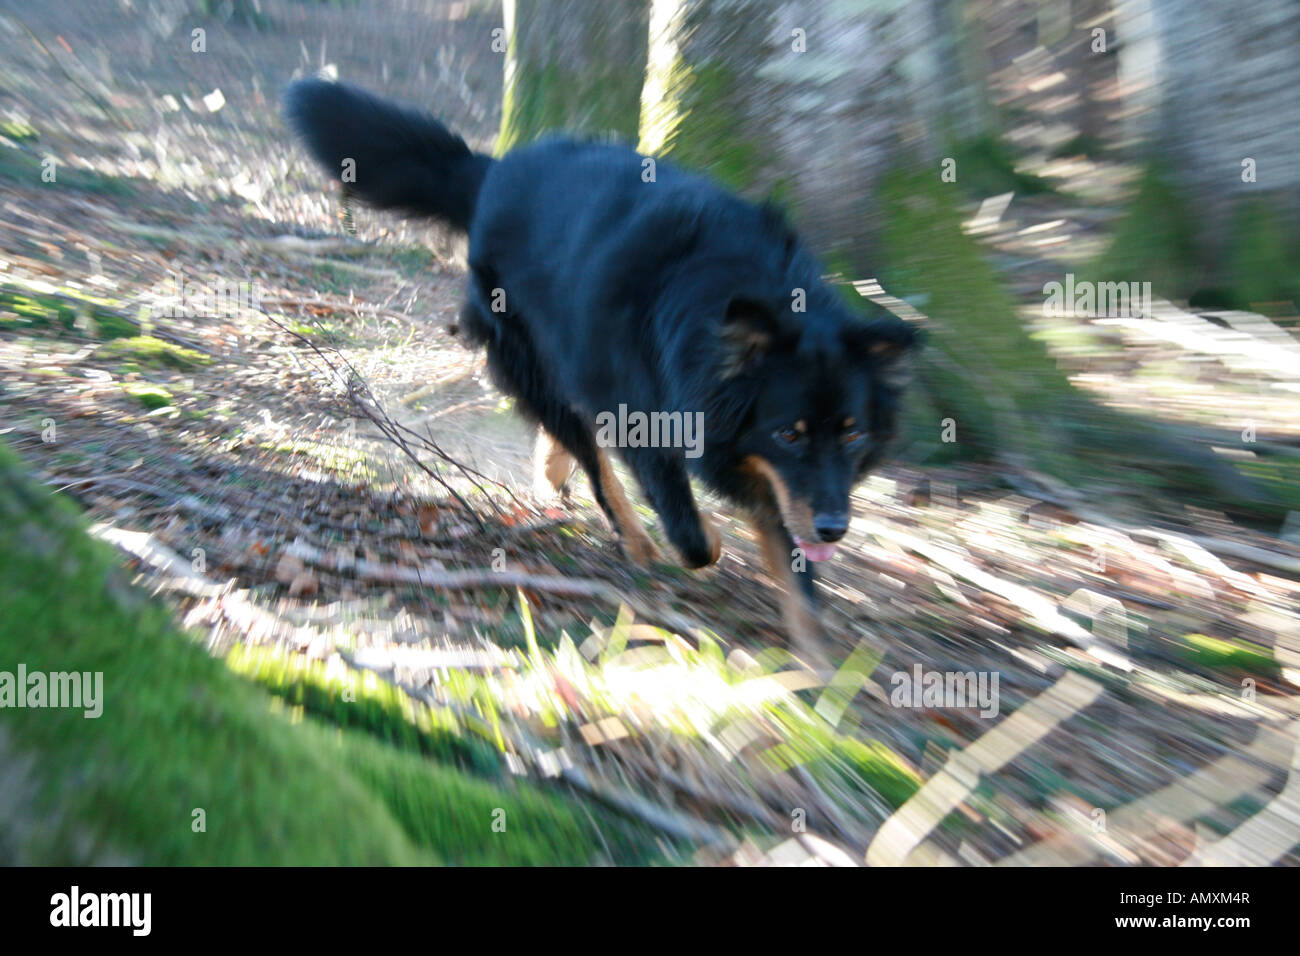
[285,79,919,665]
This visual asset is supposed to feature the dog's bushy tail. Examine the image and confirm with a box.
[284,78,492,231]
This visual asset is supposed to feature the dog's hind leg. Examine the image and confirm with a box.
[529,420,660,565]
[534,418,662,566]
[466,289,660,565]
[532,426,575,500]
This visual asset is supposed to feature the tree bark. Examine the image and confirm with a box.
[498,0,650,152]
[642,0,958,265]
[1150,0,1300,284]
[1064,0,1114,151]
[1108,0,1300,305]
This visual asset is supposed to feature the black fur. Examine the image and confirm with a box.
[285,79,920,639]
[285,78,493,229]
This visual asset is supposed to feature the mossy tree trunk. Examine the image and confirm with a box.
[641,0,1275,511]
[641,0,952,265]
[1103,0,1300,308]
[498,0,650,153]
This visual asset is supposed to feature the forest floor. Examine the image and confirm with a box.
[3,0,1300,865]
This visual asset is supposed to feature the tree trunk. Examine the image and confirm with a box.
[641,0,950,266]
[498,0,650,152]
[1063,0,1114,152]
[1105,0,1300,307]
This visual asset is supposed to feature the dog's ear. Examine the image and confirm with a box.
[843,318,923,390]
[719,296,791,378]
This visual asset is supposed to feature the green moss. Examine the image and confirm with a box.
[949,134,1053,197]
[122,382,173,409]
[0,442,424,864]
[1094,163,1299,312]
[876,164,1078,468]
[647,59,761,192]
[1234,457,1300,511]
[1090,164,1206,301]
[224,644,500,774]
[1223,198,1300,310]
[0,287,78,331]
[0,441,670,865]
[1177,634,1277,677]
[0,146,136,197]
[334,729,668,865]
[499,23,644,154]
[91,308,138,340]
[0,283,140,340]
[101,335,213,370]
[0,120,38,142]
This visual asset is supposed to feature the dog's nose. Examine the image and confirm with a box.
[813,514,847,542]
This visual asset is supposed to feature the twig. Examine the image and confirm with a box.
[256,303,493,527]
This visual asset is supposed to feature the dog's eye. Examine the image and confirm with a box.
[774,426,803,445]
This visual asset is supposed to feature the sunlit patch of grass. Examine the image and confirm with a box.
[224,644,500,773]
[496,600,922,814]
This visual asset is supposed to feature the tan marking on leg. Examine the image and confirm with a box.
[533,427,574,499]
[594,448,662,566]
[743,456,830,670]
[752,518,825,668]
[704,515,723,566]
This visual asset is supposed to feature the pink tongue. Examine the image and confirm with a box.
[795,537,838,562]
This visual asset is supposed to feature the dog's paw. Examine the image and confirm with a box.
[620,528,663,567]
[675,519,722,569]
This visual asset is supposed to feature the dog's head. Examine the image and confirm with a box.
[721,295,920,561]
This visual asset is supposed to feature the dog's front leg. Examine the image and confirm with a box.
[750,512,831,671]
[621,448,720,570]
